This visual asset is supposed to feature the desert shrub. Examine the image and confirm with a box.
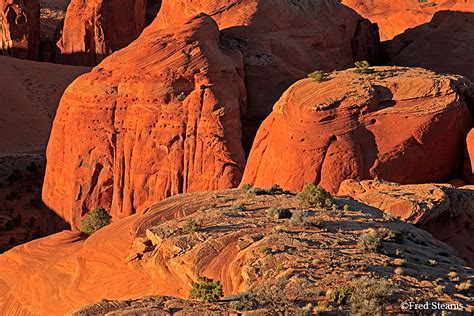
[328,285,353,306]
[358,229,382,253]
[177,92,187,101]
[182,218,201,233]
[378,228,403,243]
[353,61,373,74]
[80,208,111,235]
[266,207,292,219]
[241,183,253,191]
[189,277,223,302]
[290,210,309,226]
[268,184,284,194]
[383,212,397,222]
[350,278,393,316]
[307,70,327,82]
[298,184,335,209]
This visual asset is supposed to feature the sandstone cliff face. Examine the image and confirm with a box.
[338,180,474,266]
[242,67,473,193]
[154,0,383,148]
[0,0,39,59]
[1,189,472,314]
[55,0,149,66]
[385,10,474,82]
[342,0,474,40]
[43,14,247,228]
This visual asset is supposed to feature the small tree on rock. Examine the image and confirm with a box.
[80,208,111,235]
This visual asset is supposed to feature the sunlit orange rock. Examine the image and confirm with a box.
[242,67,473,193]
[154,0,383,148]
[43,14,247,228]
[342,0,474,40]
[55,0,149,66]
[386,10,474,82]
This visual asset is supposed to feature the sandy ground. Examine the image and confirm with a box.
[0,55,89,250]
[0,56,89,154]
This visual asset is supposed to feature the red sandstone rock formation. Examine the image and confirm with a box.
[464,129,474,184]
[0,0,39,59]
[43,14,247,228]
[242,67,473,194]
[154,0,383,149]
[55,0,149,66]
[338,180,474,266]
[385,10,474,82]
[342,0,474,40]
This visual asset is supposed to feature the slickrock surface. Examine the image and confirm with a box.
[43,14,247,228]
[1,189,472,314]
[242,67,473,194]
[464,129,474,184]
[342,0,474,40]
[55,0,149,65]
[154,0,383,148]
[0,0,40,59]
[386,10,474,82]
[0,55,89,154]
[338,180,474,267]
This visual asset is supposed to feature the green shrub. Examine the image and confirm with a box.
[80,208,111,235]
[307,70,327,82]
[298,184,335,209]
[353,61,373,74]
[182,218,201,233]
[241,183,253,191]
[189,277,223,302]
[328,285,354,306]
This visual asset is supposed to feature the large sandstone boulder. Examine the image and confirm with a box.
[154,0,383,149]
[0,0,39,59]
[242,67,473,193]
[342,0,473,40]
[385,10,474,82]
[55,0,149,66]
[43,14,247,228]
[338,180,474,266]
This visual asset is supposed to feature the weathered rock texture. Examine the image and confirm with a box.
[464,129,474,184]
[43,14,247,228]
[0,0,40,59]
[386,10,474,82]
[342,0,474,40]
[1,189,472,314]
[338,180,474,267]
[55,0,149,66]
[154,0,383,149]
[242,67,473,194]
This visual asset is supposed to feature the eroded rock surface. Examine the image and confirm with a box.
[342,0,474,40]
[0,0,40,59]
[338,180,474,266]
[154,0,383,148]
[386,10,474,82]
[242,67,473,193]
[55,0,149,65]
[43,14,247,228]
[1,189,472,314]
